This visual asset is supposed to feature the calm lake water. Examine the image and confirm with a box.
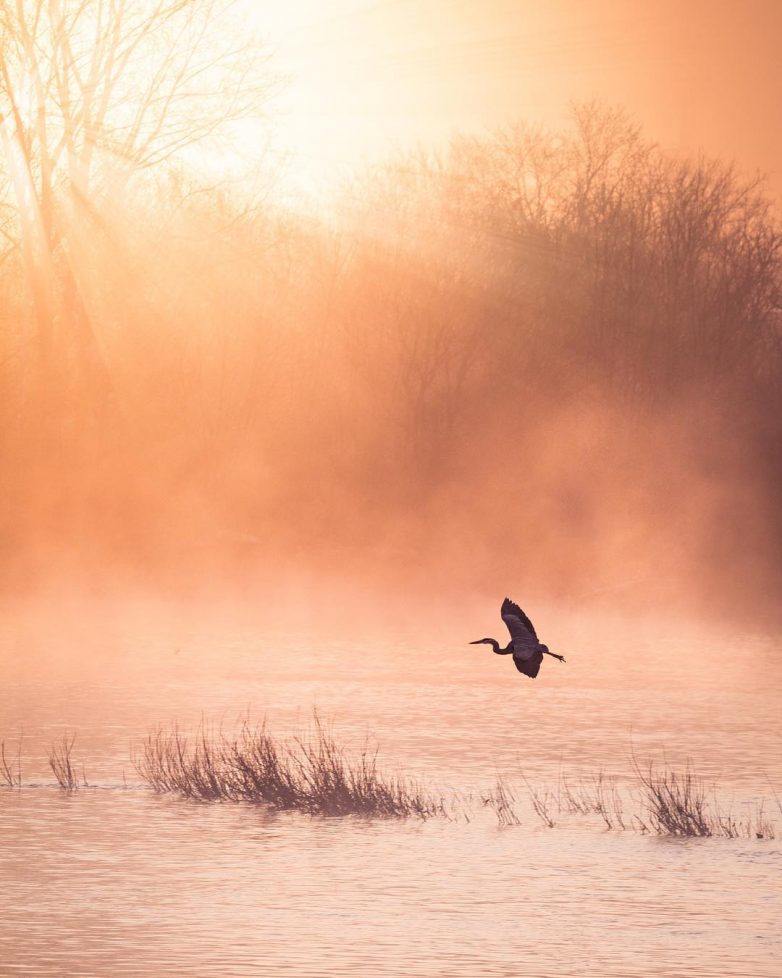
[1,597,780,977]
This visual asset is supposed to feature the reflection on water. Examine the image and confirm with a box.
[1,603,780,976]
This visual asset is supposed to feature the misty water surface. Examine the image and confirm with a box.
[1,600,780,977]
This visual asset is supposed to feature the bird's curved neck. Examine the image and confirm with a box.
[491,639,512,653]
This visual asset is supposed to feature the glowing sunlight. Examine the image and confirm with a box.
[1,2,781,976]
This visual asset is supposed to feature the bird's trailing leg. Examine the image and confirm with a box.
[542,651,566,663]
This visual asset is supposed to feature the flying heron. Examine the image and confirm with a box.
[470,598,566,679]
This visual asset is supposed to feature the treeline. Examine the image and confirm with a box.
[1,106,780,612]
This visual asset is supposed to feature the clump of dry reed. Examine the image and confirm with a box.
[482,776,522,827]
[558,770,626,830]
[134,717,444,818]
[485,762,777,840]
[522,773,557,828]
[48,733,81,791]
[633,760,712,836]
[1,736,22,788]
[634,760,776,839]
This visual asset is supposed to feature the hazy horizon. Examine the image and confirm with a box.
[2,6,781,976]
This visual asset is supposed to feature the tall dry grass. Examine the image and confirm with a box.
[2,722,777,839]
[48,733,81,791]
[133,717,445,818]
[0,736,22,788]
[558,770,626,830]
[633,760,776,839]
[483,762,777,839]
[482,776,522,827]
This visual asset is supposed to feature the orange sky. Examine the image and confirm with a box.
[258,0,782,200]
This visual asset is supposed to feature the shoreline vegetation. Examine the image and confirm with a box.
[1,724,779,840]
[134,717,446,818]
[485,764,778,839]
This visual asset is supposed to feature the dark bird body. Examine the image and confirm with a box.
[470,598,566,679]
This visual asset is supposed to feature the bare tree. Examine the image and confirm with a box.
[0,0,274,408]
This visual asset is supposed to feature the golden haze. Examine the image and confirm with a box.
[0,0,780,626]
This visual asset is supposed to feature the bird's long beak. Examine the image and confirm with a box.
[469,639,484,645]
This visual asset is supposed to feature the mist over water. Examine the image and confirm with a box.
[2,106,780,623]
[2,4,782,976]
[1,607,781,977]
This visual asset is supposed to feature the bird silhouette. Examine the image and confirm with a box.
[470,598,566,678]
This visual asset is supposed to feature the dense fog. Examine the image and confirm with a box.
[1,2,779,625]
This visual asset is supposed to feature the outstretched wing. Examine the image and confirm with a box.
[501,597,539,660]
[501,598,538,640]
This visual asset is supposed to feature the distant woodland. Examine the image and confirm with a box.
[1,4,780,613]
